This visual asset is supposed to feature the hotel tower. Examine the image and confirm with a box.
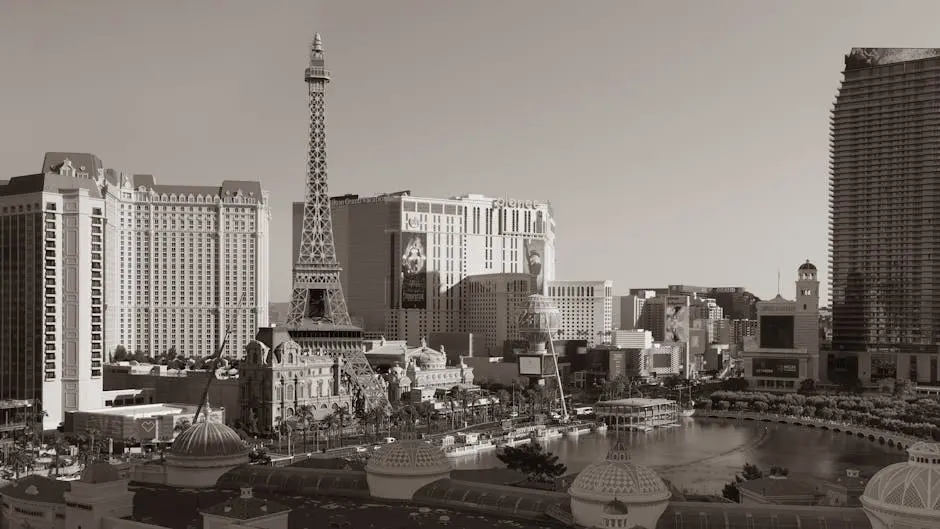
[0,153,269,428]
[301,193,556,345]
[830,48,940,384]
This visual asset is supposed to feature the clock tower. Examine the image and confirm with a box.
[795,260,821,379]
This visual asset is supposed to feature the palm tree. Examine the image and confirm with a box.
[496,389,511,416]
[173,418,191,435]
[525,388,539,414]
[414,401,435,435]
[296,404,315,452]
[73,428,102,469]
[362,404,388,441]
[48,434,70,476]
[333,406,351,445]
[273,416,291,453]
[455,388,472,425]
[7,440,34,479]
[391,405,415,438]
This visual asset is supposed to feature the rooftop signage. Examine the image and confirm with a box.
[493,197,541,209]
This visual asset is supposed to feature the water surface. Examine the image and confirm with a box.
[449,418,907,494]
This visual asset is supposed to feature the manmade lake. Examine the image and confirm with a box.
[449,417,908,494]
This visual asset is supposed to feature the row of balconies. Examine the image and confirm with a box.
[830,103,940,119]
[832,96,940,112]
[830,132,940,145]
[830,116,940,133]
[829,134,940,148]
[829,158,940,169]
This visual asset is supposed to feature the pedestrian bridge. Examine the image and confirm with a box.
[696,410,925,451]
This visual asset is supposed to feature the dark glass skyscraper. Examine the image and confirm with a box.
[830,48,940,382]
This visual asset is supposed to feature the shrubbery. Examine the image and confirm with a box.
[700,390,940,440]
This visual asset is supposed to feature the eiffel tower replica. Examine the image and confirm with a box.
[273,32,389,414]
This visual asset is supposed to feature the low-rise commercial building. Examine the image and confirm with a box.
[64,403,224,444]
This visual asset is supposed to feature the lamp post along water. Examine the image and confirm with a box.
[518,294,569,422]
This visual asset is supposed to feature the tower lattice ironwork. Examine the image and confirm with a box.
[287,33,389,412]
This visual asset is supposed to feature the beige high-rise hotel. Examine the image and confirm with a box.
[0,153,269,428]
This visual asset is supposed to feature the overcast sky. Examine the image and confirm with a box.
[3,0,939,303]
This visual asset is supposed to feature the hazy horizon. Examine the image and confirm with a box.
[5,1,940,303]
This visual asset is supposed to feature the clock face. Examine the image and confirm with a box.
[407,215,420,229]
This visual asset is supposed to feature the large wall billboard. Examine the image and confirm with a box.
[652,354,673,369]
[400,232,428,309]
[664,295,690,343]
[759,315,795,349]
[752,358,800,378]
[523,238,547,295]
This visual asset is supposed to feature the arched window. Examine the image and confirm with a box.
[286,385,294,401]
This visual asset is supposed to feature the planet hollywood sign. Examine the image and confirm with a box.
[492,197,542,209]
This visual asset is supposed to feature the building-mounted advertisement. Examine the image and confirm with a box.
[523,238,546,295]
[752,358,800,378]
[759,315,795,349]
[400,232,428,309]
[664,295,690,343]
[518,354,555,377]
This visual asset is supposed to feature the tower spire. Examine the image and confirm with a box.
[310,33,324,65]
[286,32,390,417]
[777,268,781,296]
[290,30,345,326]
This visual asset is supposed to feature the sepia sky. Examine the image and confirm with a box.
[2,0,939,304]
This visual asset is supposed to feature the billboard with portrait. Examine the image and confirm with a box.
[664,295,690,343]
[523,238,547,295]
[400,232,428,309]
[752,358,800,378]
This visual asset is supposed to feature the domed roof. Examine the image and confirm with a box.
[569,439,671,503]
[80,462,121,484]
[365,439,451,476]
[799,260,817,271]
[410,348,445,369]
[169,420,248,458]
[603,498,629,515]
[862,442,940,512]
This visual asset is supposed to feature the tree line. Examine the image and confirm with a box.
[702,390,940,440]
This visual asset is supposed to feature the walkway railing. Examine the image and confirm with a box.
[696,410,925,447]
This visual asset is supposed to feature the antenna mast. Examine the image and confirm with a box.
[193,292,246,422]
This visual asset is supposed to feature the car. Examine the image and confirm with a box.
[508,411,519,418]
[383,437,396,444]
[355,446,368,453]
